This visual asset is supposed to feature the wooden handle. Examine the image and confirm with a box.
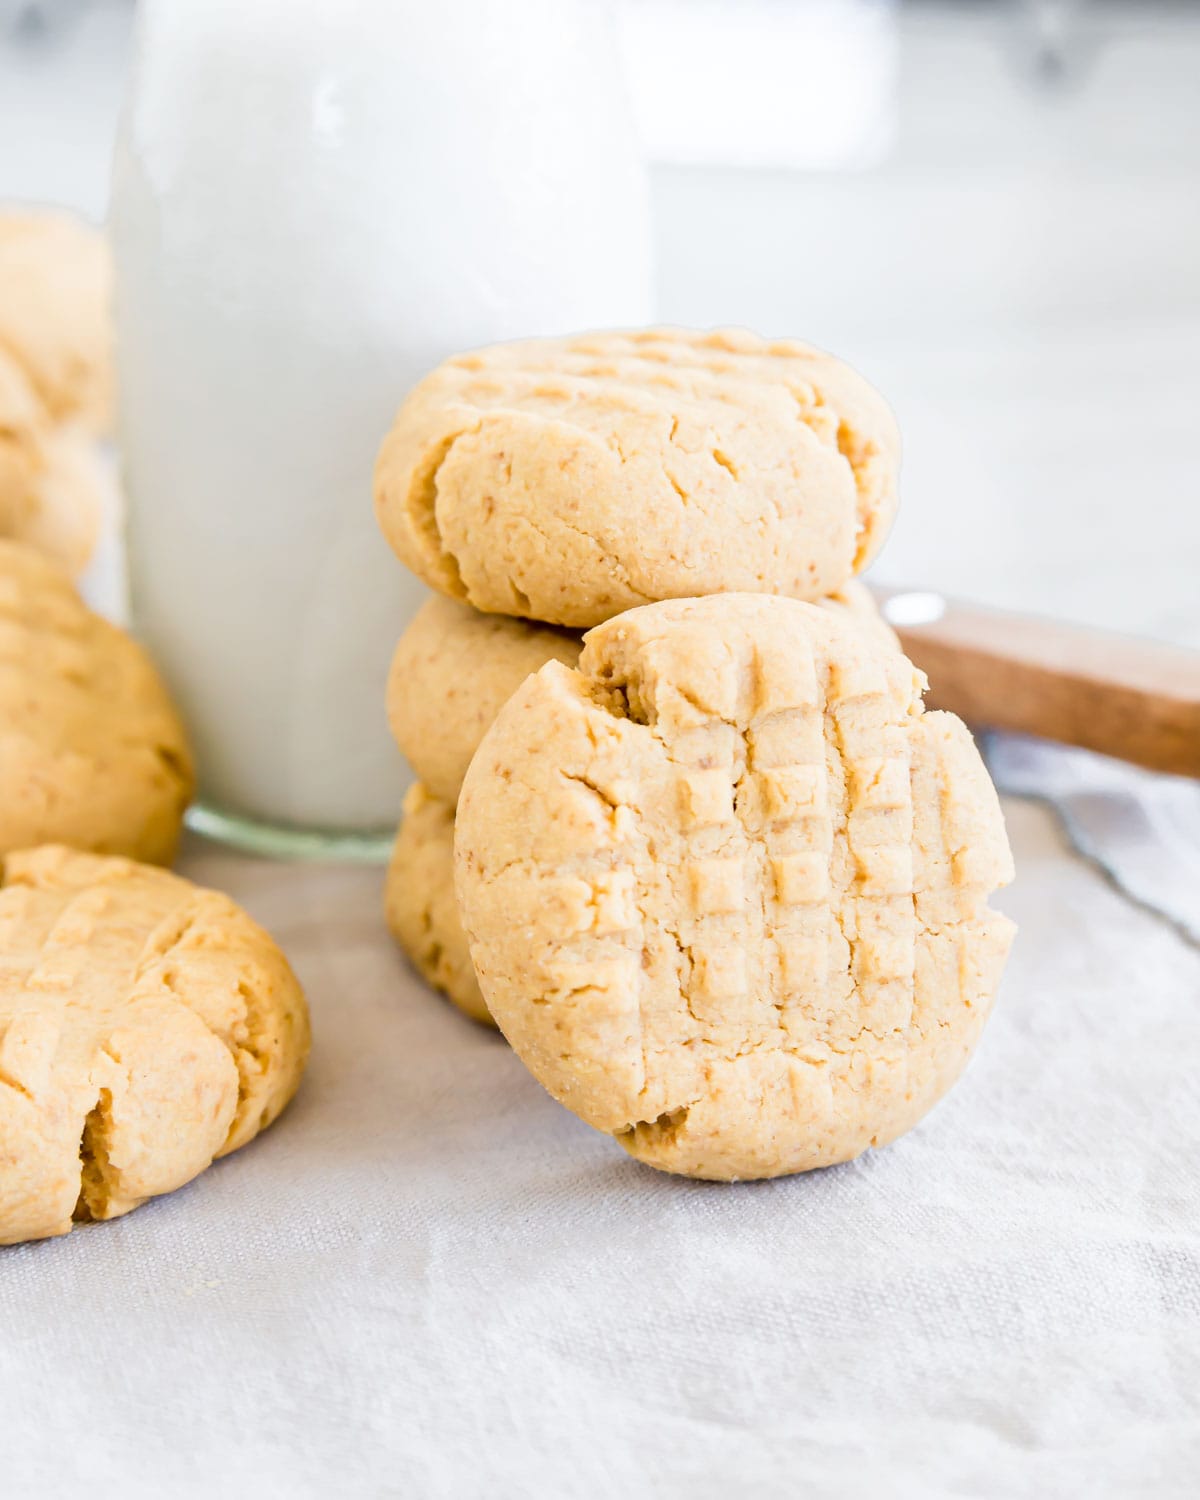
[871,587,1200,778]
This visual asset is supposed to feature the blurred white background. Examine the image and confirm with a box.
[2,0,1197,644]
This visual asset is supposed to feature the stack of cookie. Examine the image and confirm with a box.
[377,328,907,1021]
[0,209,114,576]
[375,327,1014,1181]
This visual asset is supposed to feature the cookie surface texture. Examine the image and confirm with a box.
[385,784,491,1027]
[0,347,46,545]
[0,541,193,861]
[13,428,106,577]
[389,583,895,807]
[0,846,310,1244]
[388,596,581,806]
[455,593,1015,1180]
[375,327,900,627]
[0,210,113,434]
[0,352,105,575]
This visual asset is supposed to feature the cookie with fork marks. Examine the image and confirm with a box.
[388,583,899,808]
[0,846,310,1245]
[455,593,1014,1180]
[375,327,900,627]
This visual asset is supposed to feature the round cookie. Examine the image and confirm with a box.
[10,428,106,578]
[388,596,582,805]
[0,346,46,542]
[0,210,112,434]
[0,845,310,1245]
[375,326,900,627]
[455,593,1015,1181]
[388,582,898,807]
[0,541,193,862]
[0,352,104,575]
[385,783,491,1027]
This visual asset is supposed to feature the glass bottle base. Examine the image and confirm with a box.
[185,801,394,864]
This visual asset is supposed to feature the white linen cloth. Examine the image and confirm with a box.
[2,794,1198,1498]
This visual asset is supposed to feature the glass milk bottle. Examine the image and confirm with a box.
[110,0,653,856]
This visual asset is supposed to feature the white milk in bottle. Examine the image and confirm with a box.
[110,0,653,851]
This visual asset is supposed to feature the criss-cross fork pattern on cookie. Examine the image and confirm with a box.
[376,328,901,626]
[456,596,1015,1180]
[0,847,309,1245]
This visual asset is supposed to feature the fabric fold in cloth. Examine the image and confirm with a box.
[986,732,1200,946]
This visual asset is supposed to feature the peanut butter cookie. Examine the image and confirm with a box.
[376,328,899,627]
[388,597,582,806]
[0,845,310,1244]
[0,210,112,435]
[0,347,46,540]
[385,783,490,1026]
[455,594,1014,1180]
[0,347,104,575]
[0,541,192,861]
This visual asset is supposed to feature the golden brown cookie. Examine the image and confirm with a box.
[455,593,1015,1181]
[11,428,106,578]
[0,541,193,862]
[375,327,900,627]
[388,583,897,807]
[0,345,46,544]
[388,596,582,805]
[0,210,112,434]
[0,845,311,1245]
[385,783,491,1027]
[0,342,105,576]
